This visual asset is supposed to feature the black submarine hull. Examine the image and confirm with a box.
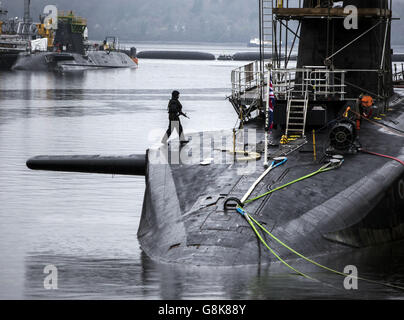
[26,97,404,266]
[136,97,404,266]
[0,52,20,70]
[25,0,404,269]
[136,50,215,60]
[12,50,137,72]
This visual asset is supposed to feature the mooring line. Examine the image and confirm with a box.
[244,162,341,205]
[236,206,404,291]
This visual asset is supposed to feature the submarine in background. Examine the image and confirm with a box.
[0,1,138,72]
[27,0,404,270]
[13,5,138,72]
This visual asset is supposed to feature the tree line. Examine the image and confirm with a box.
[3,0,404,45]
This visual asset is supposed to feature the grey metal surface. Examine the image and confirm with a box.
[12,50,136,71]
[138,99,404,266]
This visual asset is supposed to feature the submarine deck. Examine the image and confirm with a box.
[139,95,404,266]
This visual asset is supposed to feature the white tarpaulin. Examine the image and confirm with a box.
[31,38,48,52]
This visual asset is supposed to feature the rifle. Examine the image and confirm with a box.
[181,112,190,119]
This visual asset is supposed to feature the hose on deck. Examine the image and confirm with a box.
[360,149,404,167]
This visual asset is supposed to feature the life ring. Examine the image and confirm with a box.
[227,150,261,162]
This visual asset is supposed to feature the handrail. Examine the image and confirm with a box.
[231,61,262,101]
[231,62,348,103]
[271,67,347,100]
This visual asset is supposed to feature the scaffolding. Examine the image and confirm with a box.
[58,11,87,34]
[230,0,394,164]
[270,0,392,100]
[231,0,393,114]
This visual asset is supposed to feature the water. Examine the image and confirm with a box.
[0,43,404,300]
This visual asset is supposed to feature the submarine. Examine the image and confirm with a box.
[27,0,404,270]
[11,2,137,72]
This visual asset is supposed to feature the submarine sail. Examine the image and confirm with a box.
[295,0,393,99]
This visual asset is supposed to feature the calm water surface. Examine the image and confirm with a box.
[1,43,404,299]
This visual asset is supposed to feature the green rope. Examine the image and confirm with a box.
[244,163,335,204]
[236,160,404,291]
[237,208,315,280]
[244,211,404,291]
[246,214,315,280]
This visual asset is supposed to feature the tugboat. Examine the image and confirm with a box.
[12,6,138,72]
[27,0,404,276]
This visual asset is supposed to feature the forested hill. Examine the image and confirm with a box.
[2,0,404,45]
[2,0,259,42]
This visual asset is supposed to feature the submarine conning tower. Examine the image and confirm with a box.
[230,0,394,137]
[296,0,393,100]
[53,11,87,55]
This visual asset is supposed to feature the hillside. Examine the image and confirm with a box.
[2,0,404,44]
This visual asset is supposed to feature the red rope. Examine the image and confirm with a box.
[360,149,404,167]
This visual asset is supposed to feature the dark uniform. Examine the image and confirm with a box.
[161,91,188,143]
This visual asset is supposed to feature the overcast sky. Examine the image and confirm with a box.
[1,0,403,44]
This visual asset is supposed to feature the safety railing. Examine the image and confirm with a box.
[0,35,30,52]
[393,63,404,82]
[231,63,347,103]
[58,11,87,26]
[231,61,262,102]
[271,66,347,100]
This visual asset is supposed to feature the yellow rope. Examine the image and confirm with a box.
[237,206,404,291]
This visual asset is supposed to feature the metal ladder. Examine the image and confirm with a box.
[261,1,275,167]
[260,0,274,62]
[285,91,309,138]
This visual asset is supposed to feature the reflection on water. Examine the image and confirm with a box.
[23,241,404,300]
[1,43,404,299]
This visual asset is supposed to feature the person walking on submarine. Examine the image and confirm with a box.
[161,90,189,144]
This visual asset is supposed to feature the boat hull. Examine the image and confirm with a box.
[138,97,404,266]
[0,52,19,70]
[12,50,137,71]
